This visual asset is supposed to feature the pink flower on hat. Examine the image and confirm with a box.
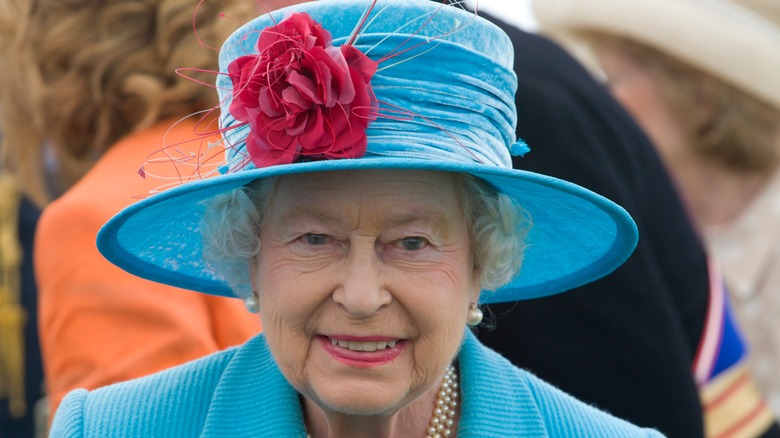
[227,12,378,167]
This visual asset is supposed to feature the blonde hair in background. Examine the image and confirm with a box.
[0,0,255,206]
[587,33,780,176]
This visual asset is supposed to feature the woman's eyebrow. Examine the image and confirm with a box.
[380,210,451,231]
[278,207,451,229]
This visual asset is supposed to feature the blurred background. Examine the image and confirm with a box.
[469,0,537,30]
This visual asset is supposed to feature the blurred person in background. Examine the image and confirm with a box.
[1,4,47,435]
[0,0,326,422]
[476,9,776,437]
[0,144,45,437]
[534,0,780,431]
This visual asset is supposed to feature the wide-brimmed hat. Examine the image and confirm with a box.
[97,0,638,304]
[533,0,780,110]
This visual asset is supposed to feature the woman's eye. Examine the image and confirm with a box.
[399,237,428,251]
[304,234,330,245]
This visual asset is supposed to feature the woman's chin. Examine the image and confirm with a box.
[306,378,409,417]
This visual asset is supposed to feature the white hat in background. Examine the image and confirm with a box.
[533,0,780,110]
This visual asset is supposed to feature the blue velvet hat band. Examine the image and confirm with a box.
[97,0,639,304]
[221,34,517,172]
[217,4,519,172]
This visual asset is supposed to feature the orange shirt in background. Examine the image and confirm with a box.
[36,119,262,419]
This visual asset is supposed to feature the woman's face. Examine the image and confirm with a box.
[597,47,692,174]
[252,169,481,417]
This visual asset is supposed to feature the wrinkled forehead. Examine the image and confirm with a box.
[266,169,466,229]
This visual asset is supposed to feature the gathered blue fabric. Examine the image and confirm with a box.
[97,0,638,303]
[50,330,664,437]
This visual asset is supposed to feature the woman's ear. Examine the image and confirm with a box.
[248,236,263,290]
[470,268,482,304]
[248,255,259,292]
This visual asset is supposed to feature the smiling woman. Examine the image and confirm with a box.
[49,1,661,437]
[202,169,525,431]
[253,170,479,429]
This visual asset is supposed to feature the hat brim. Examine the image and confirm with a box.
[534,0,780,110]
[97,157,637,304]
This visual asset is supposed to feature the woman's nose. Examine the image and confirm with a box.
[331,245,392,317]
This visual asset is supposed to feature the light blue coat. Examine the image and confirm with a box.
[51,331,664,437]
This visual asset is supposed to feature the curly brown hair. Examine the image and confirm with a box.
[0,0,256,206]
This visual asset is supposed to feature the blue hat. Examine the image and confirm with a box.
[97,0,638,304]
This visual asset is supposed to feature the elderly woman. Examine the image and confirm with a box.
[50,1,662,436]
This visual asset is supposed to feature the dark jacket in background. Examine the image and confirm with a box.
[1,197,44,438]
[476,18,707,438]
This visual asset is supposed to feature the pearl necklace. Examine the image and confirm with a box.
[426,364,459,438]
[306,365,460,438]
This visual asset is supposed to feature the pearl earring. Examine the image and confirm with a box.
[244,293,260,313]
[467,302,483,326]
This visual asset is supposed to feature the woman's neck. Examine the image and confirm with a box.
[302,372,458,438]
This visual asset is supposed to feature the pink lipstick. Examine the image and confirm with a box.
[319,335,405,367]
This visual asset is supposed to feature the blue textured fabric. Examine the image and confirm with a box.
[50,331,664,437]
[96,0,638,303]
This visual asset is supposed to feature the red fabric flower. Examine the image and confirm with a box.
[227,12,378,167]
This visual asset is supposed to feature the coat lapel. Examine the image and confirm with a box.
[200,331,548,437]
[458,330,549,437]
[200,334,307,437]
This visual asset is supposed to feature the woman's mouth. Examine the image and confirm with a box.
[329,338,399,352]
[320,336,405,367]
